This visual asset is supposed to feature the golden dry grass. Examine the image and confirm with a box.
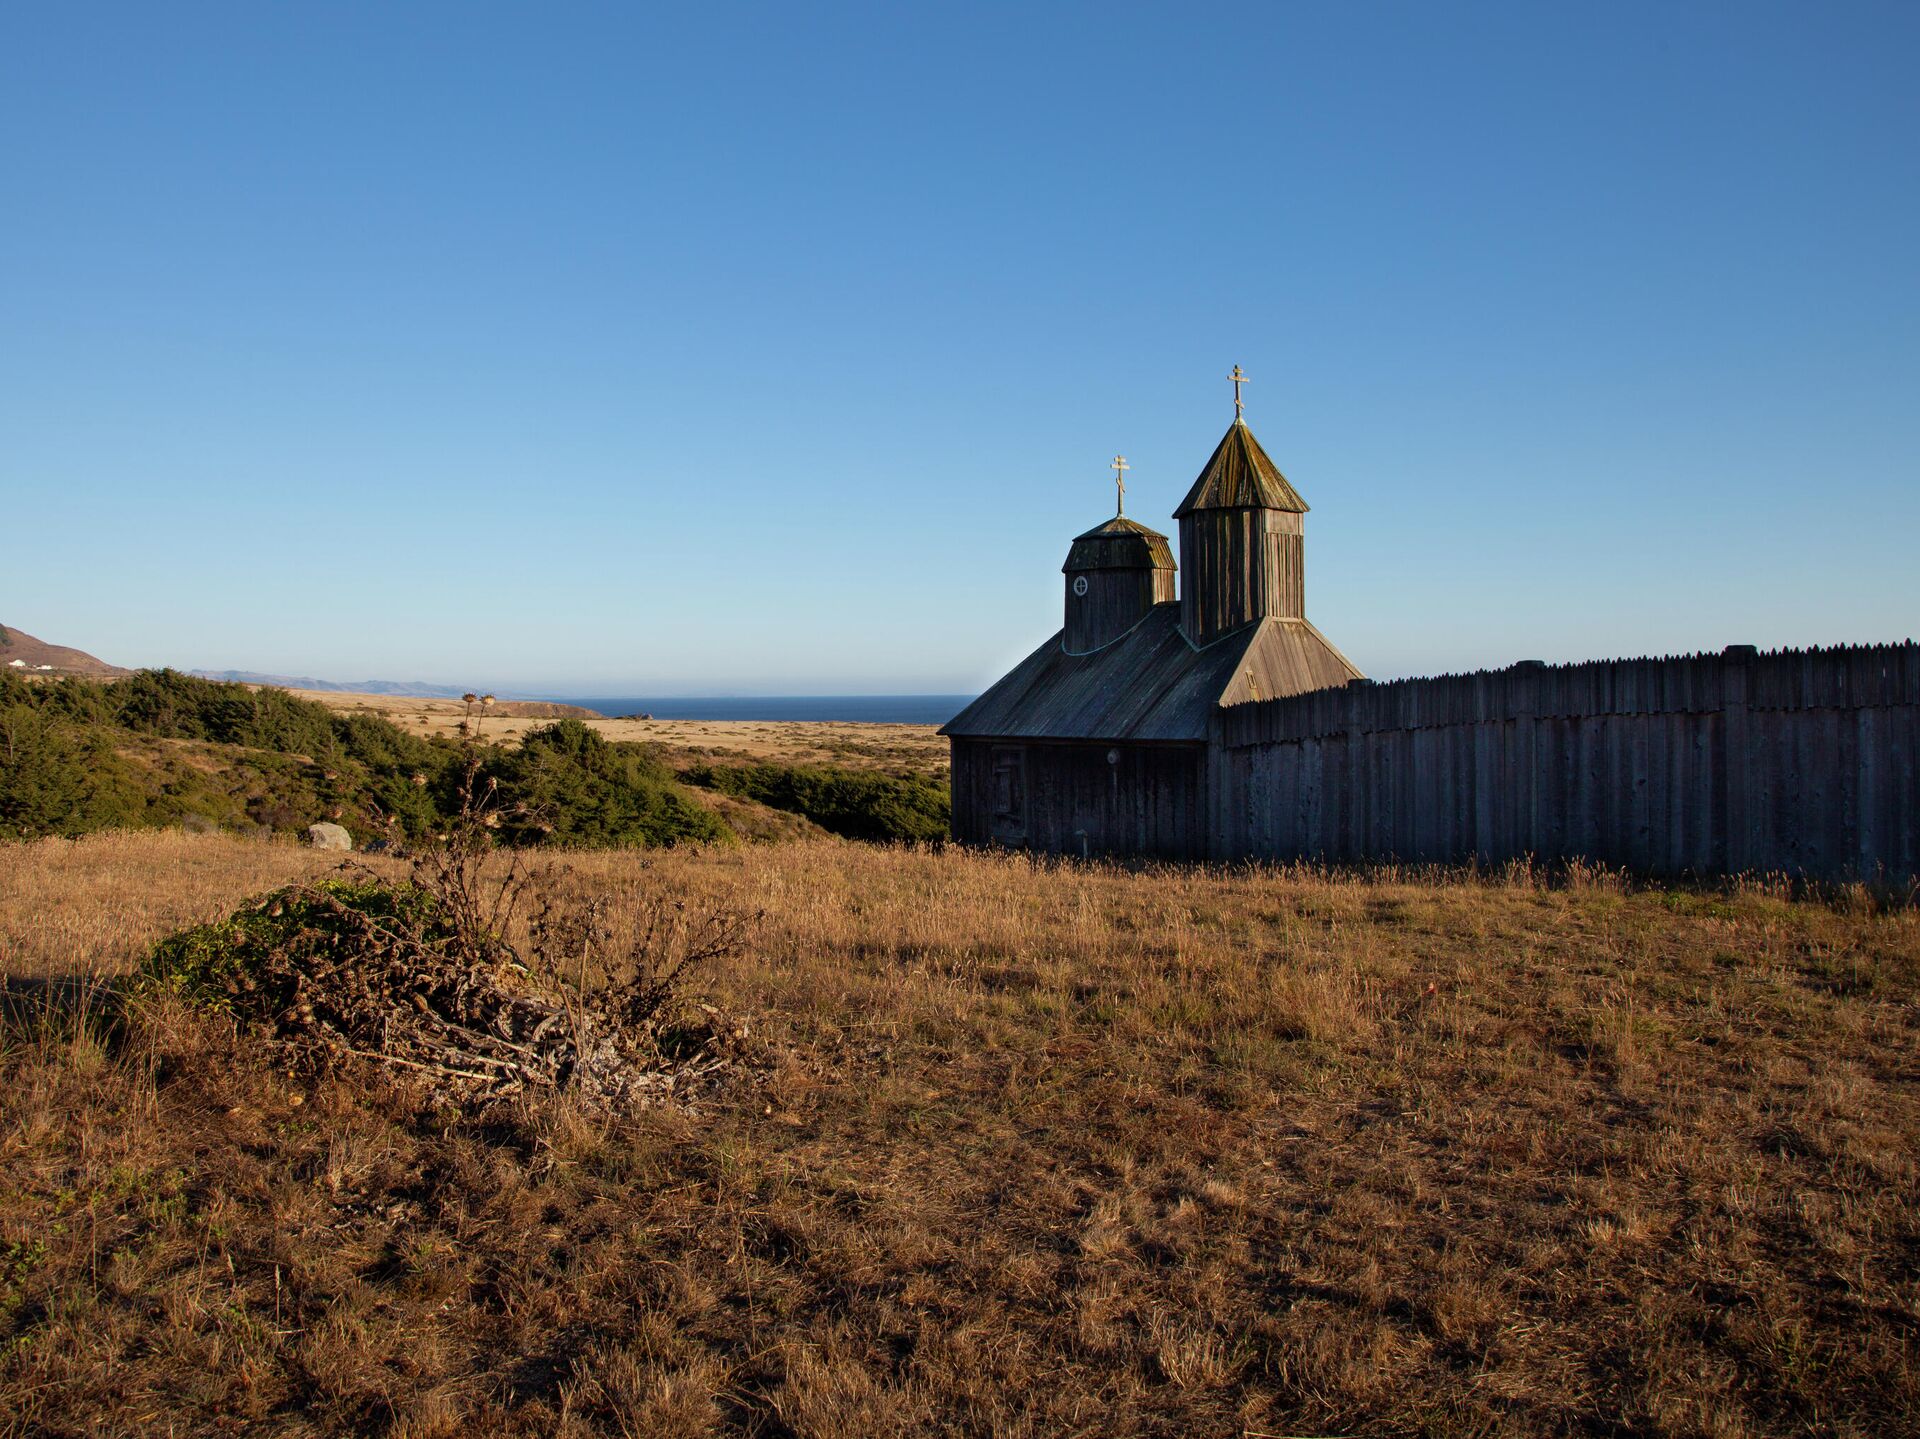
[292,689,948,776]
[3,830,1918,1436]
[0,831,364,981]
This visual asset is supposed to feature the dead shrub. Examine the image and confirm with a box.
[138,760,760,1112]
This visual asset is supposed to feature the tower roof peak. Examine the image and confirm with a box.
[1171,418,1308,518]
[1064,513,1174,573]
[1074,513,1168,542]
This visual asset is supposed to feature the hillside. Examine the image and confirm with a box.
[1,669,947,848]
[0,623,125,676]
[0,669,727,848]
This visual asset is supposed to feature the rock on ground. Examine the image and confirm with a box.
[305,822,352,851]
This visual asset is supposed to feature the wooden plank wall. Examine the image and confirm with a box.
[949,740,995,846]
[1208,643,1920,880]
[953,738,1205,858]
[1064,567,1176,654]
[1178,509,1304,642]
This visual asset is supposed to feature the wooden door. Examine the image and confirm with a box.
[989,745,1027,845]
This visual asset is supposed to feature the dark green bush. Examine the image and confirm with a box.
[107,669,343,756]
[332,713,450,837]
[142,879,450,1011]
[688,761,949,843]
[36,675,117,726]
[482,720,728,848]
[0,701,102,838]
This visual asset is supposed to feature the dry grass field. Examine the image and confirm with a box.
[293,690,948,777]
[3,829,1918,1436]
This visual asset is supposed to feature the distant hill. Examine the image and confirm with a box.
[0,624,127,677]
[190,670,474,698]
[5,637,562,705]
[2,631,586,707]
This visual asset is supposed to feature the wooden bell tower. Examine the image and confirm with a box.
[1172,367,1310,646]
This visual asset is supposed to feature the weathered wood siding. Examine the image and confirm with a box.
[1178,509,1304,643]
[1064,566,1177,654]
[952,738,1205,858]
[1209,643,1920,881]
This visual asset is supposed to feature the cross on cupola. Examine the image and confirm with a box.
[1111,455,1129,516]
[1230,364,1249,421]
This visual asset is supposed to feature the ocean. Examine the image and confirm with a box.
[545,694,977,725]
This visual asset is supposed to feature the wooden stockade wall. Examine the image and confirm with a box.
[1208,642,1920,880]
[952,738,1206,859]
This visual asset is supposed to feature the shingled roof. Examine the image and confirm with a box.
[1063,516,1177,573]
[1172,419,1308,518]
[940,604,1361,742]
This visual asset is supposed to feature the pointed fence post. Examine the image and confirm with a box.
[1512,661,1545,861]
[1723,645,1756,876]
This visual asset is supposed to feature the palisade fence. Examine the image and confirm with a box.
[1209,642,1920,881]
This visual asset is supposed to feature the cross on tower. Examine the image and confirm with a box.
[1110,455,1129,516]
[1230,364,1249,420]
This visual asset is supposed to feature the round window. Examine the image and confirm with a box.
[1072,575,1089,596]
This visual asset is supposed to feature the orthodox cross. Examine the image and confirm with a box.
[1230,364,1249,420]
[1111,454,1129,516]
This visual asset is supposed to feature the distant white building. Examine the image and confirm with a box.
[6,659,23,668]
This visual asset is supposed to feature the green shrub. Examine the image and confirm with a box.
[106,669,342,756]
[688,761,949,843]
[142,879,450,1011]
[482,720,728,848]
[37,677,117,726]
[330,713,454,837]
[0,702,103,838]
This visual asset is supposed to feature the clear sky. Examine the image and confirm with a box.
[3,3,1916,695]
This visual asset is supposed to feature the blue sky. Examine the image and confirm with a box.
[3,3,1915,695]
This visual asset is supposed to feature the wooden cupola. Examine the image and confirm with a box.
[1172,411,1310,647]
[1062,515,1176,654]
